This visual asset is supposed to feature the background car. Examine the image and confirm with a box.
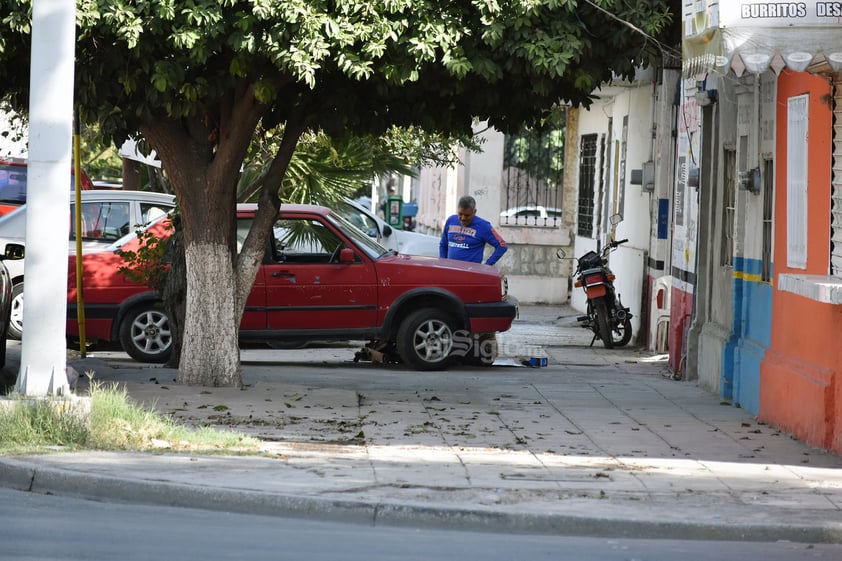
[338,197,439,257]
[0,156,95,217]
[499,205,563,225]
[0,189,176,339]
[68,204,517,370]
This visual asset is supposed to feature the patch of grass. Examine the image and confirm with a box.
[0,381,262,455]
[0,399,89,453]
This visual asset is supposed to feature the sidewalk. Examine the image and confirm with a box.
[1,305,841,542]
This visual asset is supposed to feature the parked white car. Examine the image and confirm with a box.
[337,197,439,257]
[499,205,562,225]
[0,189,176,339]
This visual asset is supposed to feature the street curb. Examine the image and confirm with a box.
[2,457,841,543]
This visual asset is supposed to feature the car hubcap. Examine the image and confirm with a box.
[131,310,172,354]
[412,318,453,362]
[10,292,23,334]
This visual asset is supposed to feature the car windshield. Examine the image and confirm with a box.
[326,209,390,259]
[332,198,380,239]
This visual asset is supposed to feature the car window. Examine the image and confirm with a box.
[72,201,132,241]
[272,218,344,263]
[334,199,380,238]
[140,203,171,225]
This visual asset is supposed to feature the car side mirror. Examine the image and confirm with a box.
[339,248,355,264]
[2,243,25,260]
[382,224,392,237]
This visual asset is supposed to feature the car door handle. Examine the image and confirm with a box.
[271,271,296,278]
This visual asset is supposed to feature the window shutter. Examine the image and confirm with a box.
[786,94,808,269]
[832,76,842,276]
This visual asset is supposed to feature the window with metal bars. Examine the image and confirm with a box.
[577,134,598,237]
[500,120,565,228]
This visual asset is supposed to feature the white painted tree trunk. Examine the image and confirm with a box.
[178,242,242,387]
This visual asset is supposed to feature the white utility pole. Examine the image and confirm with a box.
[15,0,77,396]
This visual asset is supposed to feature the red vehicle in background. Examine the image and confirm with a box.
[67,204,518,370]
[0,157,95,216]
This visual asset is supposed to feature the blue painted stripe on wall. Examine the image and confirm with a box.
[733,256,764,277]
[725,257,772,415]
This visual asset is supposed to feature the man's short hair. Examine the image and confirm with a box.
[458,195,476,210]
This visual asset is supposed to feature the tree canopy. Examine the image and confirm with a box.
[0,0,674,386]
[3,0,673,140]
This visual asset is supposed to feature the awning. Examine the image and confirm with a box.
[683,1,842,77]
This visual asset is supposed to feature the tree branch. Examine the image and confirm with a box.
[233,112,309,314]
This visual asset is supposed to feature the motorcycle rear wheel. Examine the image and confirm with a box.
[610,316,633,348]
[593,299,614,349]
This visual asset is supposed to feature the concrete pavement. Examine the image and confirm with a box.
[1,305,841,542]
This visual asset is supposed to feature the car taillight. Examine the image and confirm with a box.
[584,273,604,285]
[574,279,583,288]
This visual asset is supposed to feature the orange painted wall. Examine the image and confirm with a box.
[760,69,841,452]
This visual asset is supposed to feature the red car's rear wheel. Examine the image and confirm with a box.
[119,303,173,363]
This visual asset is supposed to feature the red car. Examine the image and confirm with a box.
[67,204,518,370]
[0,157,95,216]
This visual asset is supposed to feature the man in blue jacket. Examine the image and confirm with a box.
[440,195,508,265]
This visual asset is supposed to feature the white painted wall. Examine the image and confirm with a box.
[416,122,570,304]
[415,77,660,311]
[571,82,656,341]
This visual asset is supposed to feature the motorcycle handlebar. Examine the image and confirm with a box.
[614,238,629,246]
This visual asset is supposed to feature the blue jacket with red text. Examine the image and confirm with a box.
[439,214,507,265]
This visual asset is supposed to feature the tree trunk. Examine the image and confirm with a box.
[162,214,185,368]
[122,159,141,191]
[177,241,242,387]
[139,96,301,387]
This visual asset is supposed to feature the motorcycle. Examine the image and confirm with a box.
[557,215,633,349]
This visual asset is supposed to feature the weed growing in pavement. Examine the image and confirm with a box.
[0,378,262,456]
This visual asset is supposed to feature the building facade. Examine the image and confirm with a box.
[680,1,842,453]
[411,69,678,351]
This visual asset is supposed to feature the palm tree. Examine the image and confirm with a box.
[237,130,417,207]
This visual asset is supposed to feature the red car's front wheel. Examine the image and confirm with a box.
[397,308,456,371]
